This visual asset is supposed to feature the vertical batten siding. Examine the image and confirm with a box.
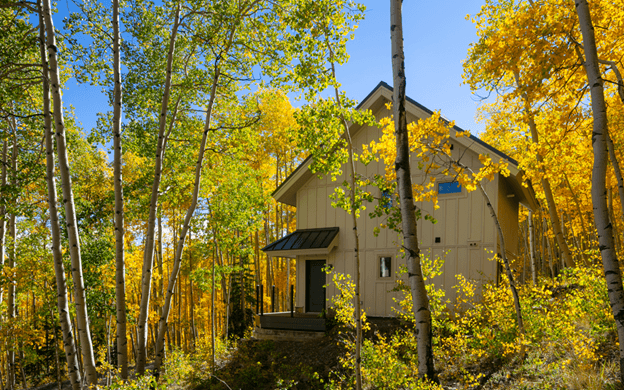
[290,102,511,316]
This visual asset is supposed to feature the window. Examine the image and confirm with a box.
[381,189,393,208]
[379,256,392,278]
[438,181,462,194]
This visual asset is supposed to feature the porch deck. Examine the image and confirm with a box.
[254,311,326,332]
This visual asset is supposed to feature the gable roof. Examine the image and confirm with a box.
[273,81,537,211]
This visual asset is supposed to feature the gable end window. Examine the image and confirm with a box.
[379,256,392,278]
[438,181,462,195]
[381,189,393,208]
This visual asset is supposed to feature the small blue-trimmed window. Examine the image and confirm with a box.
[382,189,393,208]
[438,181,462,194]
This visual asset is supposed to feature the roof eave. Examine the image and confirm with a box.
[272,81,523,205]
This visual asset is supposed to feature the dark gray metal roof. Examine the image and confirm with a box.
[262,227,339,252]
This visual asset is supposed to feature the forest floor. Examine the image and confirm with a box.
[25,316,621,390]
[194,316,622,390]
[192,317,404,390]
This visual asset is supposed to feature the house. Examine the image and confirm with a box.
[261,81,537,321]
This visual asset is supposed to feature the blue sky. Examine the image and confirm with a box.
[335,1,487,134]
[60,1,488,137]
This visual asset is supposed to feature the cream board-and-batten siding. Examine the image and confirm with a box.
[264,81,538,317]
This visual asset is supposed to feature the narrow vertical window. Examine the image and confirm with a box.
[379,256,392,278]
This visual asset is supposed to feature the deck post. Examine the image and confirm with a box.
[290,285,294,318]
[260,284,264,316]
[271,285,276,312]
[255,285,259,314]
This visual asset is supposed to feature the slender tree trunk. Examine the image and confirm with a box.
[606,129,624,231]
[6,128,16,390]
[566,212,583,263]
[528,211,537,285]
[0,140,6,307]
[177,277,182,347]
[112,0,128,377]
[563,174,591,262]
[158,215,164,300]
[544,218,555,278]
[576,0,624,383]
[38,5,81,388]
[514,72,574,268]
[326,61,363,389]
[189,232,197,348]
[154,62,224,375]
[390,0,436,380]
[599,60,624,234]
[18,350,25,390]
[48,308,62,390]
[136,5,181,374]
[211,235,216,376]
[42,0,98,383]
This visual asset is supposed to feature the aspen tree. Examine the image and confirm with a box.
[390,0,436,380]
[513,72,574,268]
[574,0,624,383]
[0,140,5,307]
[327,52,364,390]
[41,0,98,383]
[112,0,128,377]
[136,3,181,374]
[528,210,537,285]
[7,126,16,390]
[37,6,81,390]
[154,36,226,376]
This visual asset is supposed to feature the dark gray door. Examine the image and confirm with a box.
[306,260,326,312]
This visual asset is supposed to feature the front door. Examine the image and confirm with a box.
[306,260,326,312]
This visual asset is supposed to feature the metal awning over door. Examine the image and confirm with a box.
[261,227,339,258]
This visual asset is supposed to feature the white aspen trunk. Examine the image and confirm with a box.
[154,66,221,374]
[606,127,624,232]
[37,5,81,388]
[136,4,181,374]
[326,61,363,388]
[390,0,436,380]
[7,121,17,390]
[599,60,624,234]
[575,0,624,383]
[42,0,98,382]
[158,215,164,300]
[514,73,574,268]
[112,0,128,378]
